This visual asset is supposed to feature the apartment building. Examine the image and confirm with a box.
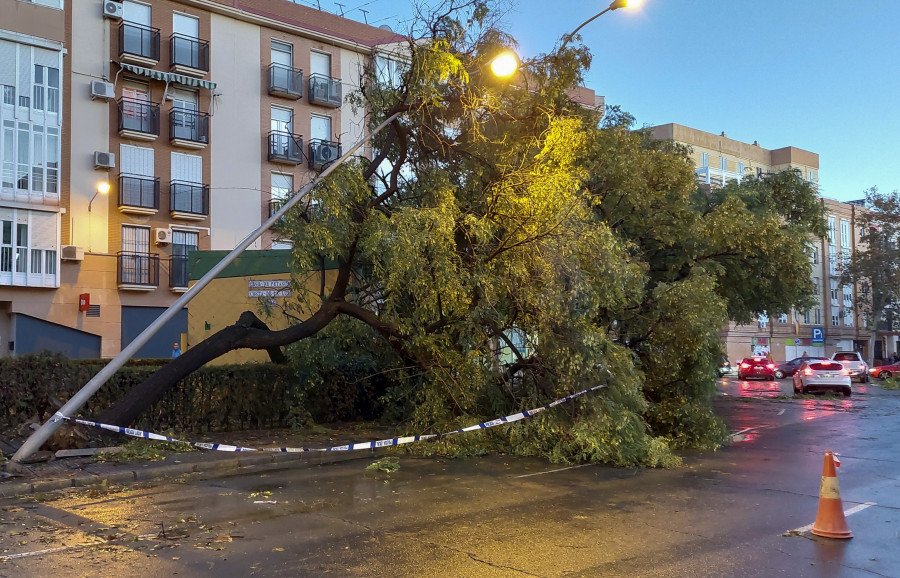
[648,123,885,362]
[1,0,403,358]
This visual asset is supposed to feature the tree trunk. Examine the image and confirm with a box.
[97,307,340,427]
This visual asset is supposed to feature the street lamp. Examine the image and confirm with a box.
[559,0,642,51]
[489,51,519,78]
[88,181,110,252]
[89,181,110,212]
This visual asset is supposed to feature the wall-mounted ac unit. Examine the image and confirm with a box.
[61,245,85,261]
[102,1,124,20]
[91,80,115,100]
[94,151,115,169]
[154,228,172,245]
[309,142,340,169]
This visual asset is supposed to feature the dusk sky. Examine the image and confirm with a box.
[328,0,900,203]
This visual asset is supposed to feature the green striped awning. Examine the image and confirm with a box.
[118,62,217,91]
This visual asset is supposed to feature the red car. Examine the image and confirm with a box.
[738,357,776,381]
[869,363,900,379]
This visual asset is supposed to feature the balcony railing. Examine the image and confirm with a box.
[118,174,160,213]
[119,21,160,64]
[169,108,209,147]
[268,63,303,99]
[170,180,209,217]
[308,73,342,107]
[169,254,189,288]
[267,131,303,164]
[308,139,341,170]
[118,98,160,139]
[170,33,209,74]
[118,251,159,287]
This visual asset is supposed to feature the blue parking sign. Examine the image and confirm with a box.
[811,326,825,344]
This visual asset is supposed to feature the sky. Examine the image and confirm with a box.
[310,0,900,202]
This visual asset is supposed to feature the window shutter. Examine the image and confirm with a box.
[29,211,57,250]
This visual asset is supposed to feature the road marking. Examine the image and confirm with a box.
[515,463,595,478]
[790,502,876,534]
[778,409,786,415]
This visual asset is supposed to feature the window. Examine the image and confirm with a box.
[737,162,745,175]
[170,229,198,287]
[720,157,727,171]
[842,247,850,270]
[813,277,819,295]
[843,285,853,307]
[121,225,151,284]
[815,308,821,325]
[758,311,768,329]
[375,55,406,88]
[32,65,59,113]
[808,170,816,182]
[840,219,850,248]
[0,120,58,196]
[803,310,810,324]
[272,40,292,67]
[778,313,788,324]
[828,245,837,275]
[830,280,839,305]
[832,314,839,327]
[756,166,763,178]
[844,309,853,327]
[810,245,819,264]
[827,216,836,243]
[2,85,14,106]
[700,153,708,168]
[0,208,59,287]
[171,152,203,214]
[310,114,331,142]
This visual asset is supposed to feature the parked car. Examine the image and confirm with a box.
[718,357,737,377]
[869,362,900,380]
[830,351,870,383]
[774,356,829,379]
[738,357,776,381]
[793,359,852,396]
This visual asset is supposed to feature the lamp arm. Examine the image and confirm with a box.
[559,7,612,52]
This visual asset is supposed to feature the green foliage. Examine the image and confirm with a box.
[881,377,900,391]
[365,456,401,474]
[96,437,194,463]
[0,352,379,436]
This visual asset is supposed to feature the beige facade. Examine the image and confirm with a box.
[1,0,404,358]
[648,124,890,363]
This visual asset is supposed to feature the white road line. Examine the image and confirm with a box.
[777,409,786,415]
[790,501,876,533]
[515,463,595,478]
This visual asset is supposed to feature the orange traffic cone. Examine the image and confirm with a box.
[811,450,853,539]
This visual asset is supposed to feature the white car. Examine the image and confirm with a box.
[830,351,869,383]
[793,360,852,396]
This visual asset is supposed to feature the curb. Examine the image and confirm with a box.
[0,448,386,499]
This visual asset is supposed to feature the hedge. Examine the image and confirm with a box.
[0,352,383,436]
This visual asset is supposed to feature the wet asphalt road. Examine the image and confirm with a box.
[2,378,899,577]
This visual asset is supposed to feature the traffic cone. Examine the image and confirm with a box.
[811,450,853,539]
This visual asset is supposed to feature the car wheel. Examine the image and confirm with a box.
[843,388,851,397]
[774,370,785,379]
[881,370,893,379]
[862,375,869,383]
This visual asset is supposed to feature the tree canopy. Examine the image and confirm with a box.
[99,0,825,467]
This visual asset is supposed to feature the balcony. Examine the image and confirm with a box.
[118,251,159,290]
[694,166,744,189]
[170,34,209,76]
[308,139,341,170]
[169,254,189,290]
[118,174,160,215]
[169,108,209,149]
[119,21,160,67]
[267,131,303,165]
[268,63,303,100]
[308,74,341,107]
[118,98,160,141]
[170,181,209,220]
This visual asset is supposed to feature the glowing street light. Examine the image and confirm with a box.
[559,0,643,51]
[89,181,110,212]
[489,51,519,78]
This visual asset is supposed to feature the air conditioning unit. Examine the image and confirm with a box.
[154,228,172,245]
[309,142,340,169]
[90,80,115,100]
[94,151,115,169]
[102,1,124,20]
[61,245,85,261]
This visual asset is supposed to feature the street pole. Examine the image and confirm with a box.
[9,112,401,467]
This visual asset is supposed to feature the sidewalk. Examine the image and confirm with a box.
[0,425,393,499]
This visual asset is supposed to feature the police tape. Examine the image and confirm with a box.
[49,384,606,453]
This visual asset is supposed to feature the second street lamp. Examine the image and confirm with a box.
[559,0,643,51]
